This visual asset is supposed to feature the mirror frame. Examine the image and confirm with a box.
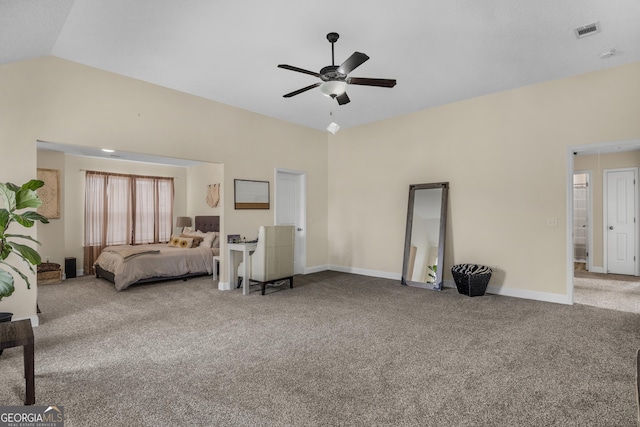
[401,182,449,290]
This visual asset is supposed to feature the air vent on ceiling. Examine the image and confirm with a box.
[574,21,600,39]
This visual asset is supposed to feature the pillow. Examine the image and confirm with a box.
[168,235,194,249]
[210,233,220,248]
[182,230,219,248]
[180,233,203,247]
[182,226,194,233]
[200,231,218,248]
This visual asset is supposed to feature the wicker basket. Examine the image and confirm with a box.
[451,264,492,297]
[37,262,62,285]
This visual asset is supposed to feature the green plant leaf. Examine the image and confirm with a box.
[21,180,44,192]
[10,242,41,265]
[0,183,16,212]
[15,187,42,210]
[0,209,9,230]
[1,261,31,290]
[0,270,15,301]
[0,243,10,260]
[12,213,35,228]
[0,179,47,300]
[21,211,49,224]
[5,234,41,245]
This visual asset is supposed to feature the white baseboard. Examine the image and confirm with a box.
[220,265,571,305]
[329,267,571,305]
[328,265,402,281]
[305,265,329,274]
[444,279,571,305]
[588,266,604,273]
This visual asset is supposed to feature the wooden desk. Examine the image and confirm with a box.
[0,319,35,405]
[228,242,257,296]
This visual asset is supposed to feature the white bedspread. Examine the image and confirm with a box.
[94,244,215,291]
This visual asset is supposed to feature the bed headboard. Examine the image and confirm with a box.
[195,216,220,233]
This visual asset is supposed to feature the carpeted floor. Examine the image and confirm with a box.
[574,270,640,314]
[1,271,639,426]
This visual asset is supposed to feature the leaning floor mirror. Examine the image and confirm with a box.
[401,182,449,290]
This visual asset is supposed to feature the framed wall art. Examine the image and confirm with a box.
[37,168,61,219]
[234,179,269,209]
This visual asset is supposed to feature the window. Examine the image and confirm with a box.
[85,171,174,247]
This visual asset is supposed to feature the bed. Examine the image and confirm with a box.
[94,215,220,291]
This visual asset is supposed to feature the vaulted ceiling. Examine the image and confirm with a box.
[2,0,639,131]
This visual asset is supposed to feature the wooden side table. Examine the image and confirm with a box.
[0,319,35,405]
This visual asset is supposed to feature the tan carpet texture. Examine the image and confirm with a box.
[1,271,639,426]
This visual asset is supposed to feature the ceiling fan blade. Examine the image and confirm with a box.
[336,92,350,105]
[347,77,397,88]
[337,52,369,75]
[278,64,321,78]
[283,82,321,98]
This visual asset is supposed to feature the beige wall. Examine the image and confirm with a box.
[0,56,328,321]
[36,150,66,270]
[574,150,640,270]
[328,61,640,300]
[186,162,223,219]
[2,54,639,321]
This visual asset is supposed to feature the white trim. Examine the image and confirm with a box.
[218,281,231,291]
[484,285,571,305]
[443,279,570,304]
[293,266,572,305]
[589,266,604,273]
[305,265,329,274]
[329,265,402,281]
[566,149,576,305]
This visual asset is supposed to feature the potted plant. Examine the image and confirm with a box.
[0,179,49,302]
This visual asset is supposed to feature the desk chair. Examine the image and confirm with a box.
[238,225,295,295]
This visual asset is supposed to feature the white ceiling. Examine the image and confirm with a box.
[2,0,639,131]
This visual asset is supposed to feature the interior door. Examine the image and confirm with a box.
[605,169,636,275]
[275,170,306,275]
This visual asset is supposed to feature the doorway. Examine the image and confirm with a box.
[275,169,306,275]
[568,141,640,313]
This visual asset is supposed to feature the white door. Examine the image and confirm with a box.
[275,170,306,275]
[605,169,636,275]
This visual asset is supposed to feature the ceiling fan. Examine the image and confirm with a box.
[278,32,396,105]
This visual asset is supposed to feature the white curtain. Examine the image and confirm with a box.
[84,171,174,274]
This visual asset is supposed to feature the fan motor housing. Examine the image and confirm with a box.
[319,65,346,82]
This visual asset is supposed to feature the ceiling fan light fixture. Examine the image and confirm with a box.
[320,81,347,97]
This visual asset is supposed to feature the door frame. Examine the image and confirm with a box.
[573,170,593,272]
[602,167,639,276]
[567,139,640,304]
[274,168,307,275]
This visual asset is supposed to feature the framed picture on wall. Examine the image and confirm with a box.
[37,168,61,219]
[234,179,269,209]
